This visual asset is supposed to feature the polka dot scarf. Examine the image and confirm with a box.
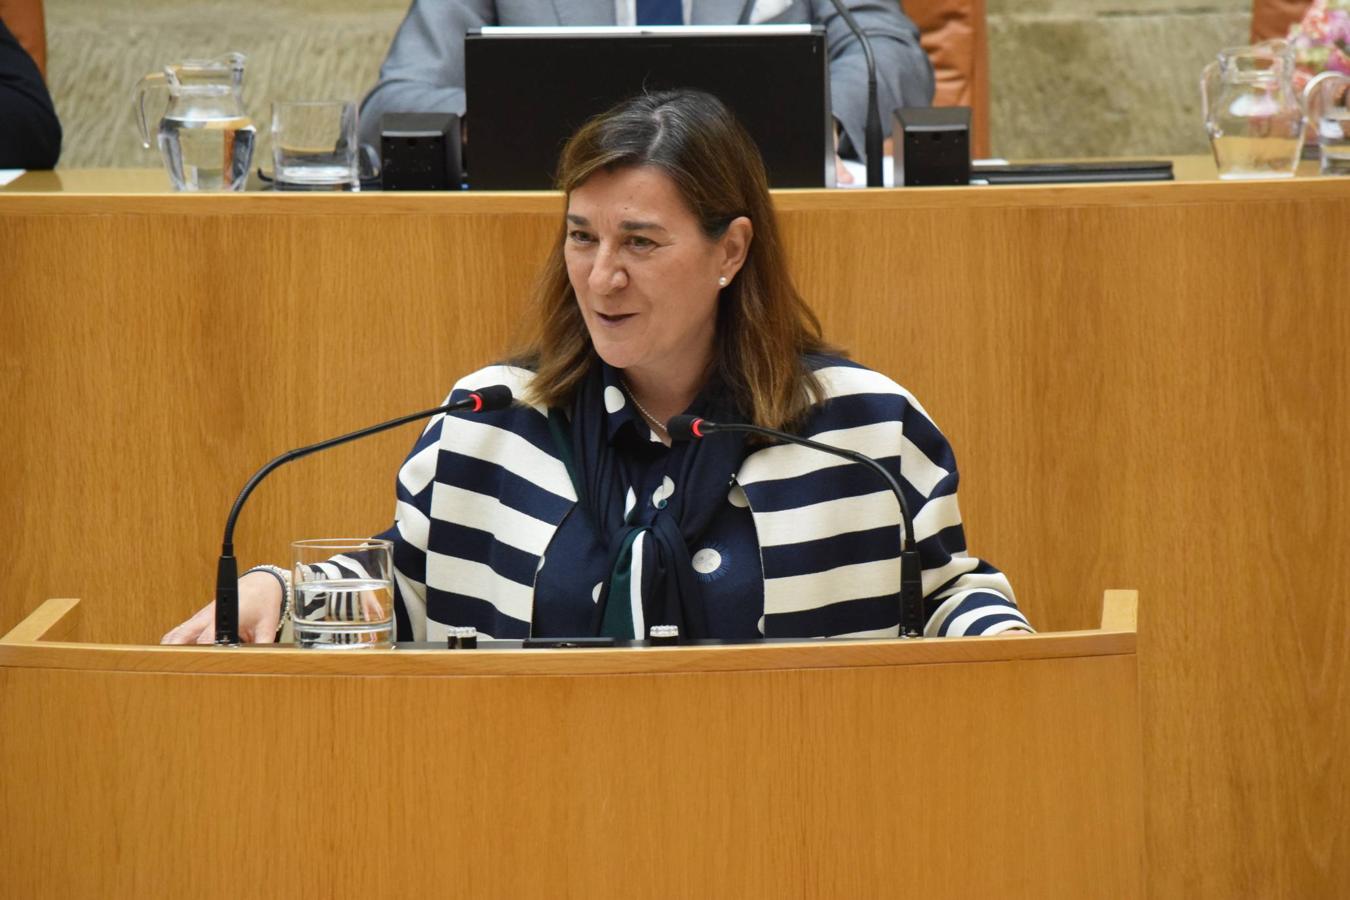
[552,363,747,639]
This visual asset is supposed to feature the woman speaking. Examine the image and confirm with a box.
[164,90,1029,644]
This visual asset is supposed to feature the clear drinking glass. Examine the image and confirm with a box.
[291,538,394,648]
[1305,72,1350,176]
[271,100,359,190]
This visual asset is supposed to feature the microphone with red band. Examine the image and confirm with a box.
[213,385,513,645]
[668,414,925,638]
[467,388,496,413]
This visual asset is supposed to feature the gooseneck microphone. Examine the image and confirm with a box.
[824,0,885,188]
[669,414,924,638]
[213,385,513,645]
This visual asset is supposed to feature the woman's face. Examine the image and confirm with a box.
[564,165,749,388]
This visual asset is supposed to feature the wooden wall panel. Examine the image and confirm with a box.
[0,196,557,645]
[1,179,1347,897]
[0,632,1142,899]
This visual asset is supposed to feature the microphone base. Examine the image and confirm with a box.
[214,553,241,645]
[899,550,925,638]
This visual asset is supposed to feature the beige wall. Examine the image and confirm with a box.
[987,0,1251,157]
[45,0,1251,166]
[46,0,404,169]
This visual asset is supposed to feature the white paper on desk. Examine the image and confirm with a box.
[839,157,1013,187]
[837,156,894,188]
[0,170,24,186]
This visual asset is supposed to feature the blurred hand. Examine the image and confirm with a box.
[835,155,854,185]
[160,570,284,644]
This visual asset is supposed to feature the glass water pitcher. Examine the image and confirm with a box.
[133,53,256,191]
[1201,40,1305,179]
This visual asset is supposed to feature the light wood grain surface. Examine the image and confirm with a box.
[0,602,1143,899]
[1,174,1347,897]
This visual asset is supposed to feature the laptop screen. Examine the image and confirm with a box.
[464,26,832,190]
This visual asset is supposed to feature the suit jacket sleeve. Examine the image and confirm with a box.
[0,17,61,169]
[358,0,499,149]
[810,0,934,159]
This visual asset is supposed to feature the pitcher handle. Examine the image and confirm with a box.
[132,72,167,150]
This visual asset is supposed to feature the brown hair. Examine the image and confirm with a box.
[516,89,833,430]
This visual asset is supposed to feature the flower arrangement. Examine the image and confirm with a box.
[1288,0,1350,88]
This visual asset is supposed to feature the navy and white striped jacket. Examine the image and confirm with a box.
[381,357,1029,642]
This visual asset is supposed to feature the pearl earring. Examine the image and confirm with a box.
[718,276,729,287]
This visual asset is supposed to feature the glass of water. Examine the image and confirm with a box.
[1305,72,1350,176]
[291,538,395,648]
[271,100,359,190]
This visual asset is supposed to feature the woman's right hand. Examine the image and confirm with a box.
[160,570,284,644]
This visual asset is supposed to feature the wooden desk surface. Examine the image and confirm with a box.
[0,595,1134,676]
[0,155,1331,193]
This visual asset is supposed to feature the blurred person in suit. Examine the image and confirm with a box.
[0,16,60,168]
[357,0,933,173]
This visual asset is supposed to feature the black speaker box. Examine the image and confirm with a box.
[380,113,463,191]
[893,107,971,187]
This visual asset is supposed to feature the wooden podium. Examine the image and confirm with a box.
[0,594,1142,898]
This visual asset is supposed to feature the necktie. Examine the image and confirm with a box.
[636,0,682,25]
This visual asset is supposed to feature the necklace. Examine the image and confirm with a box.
[621,380,669,436]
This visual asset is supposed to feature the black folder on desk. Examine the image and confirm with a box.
[973,160,1174,185]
